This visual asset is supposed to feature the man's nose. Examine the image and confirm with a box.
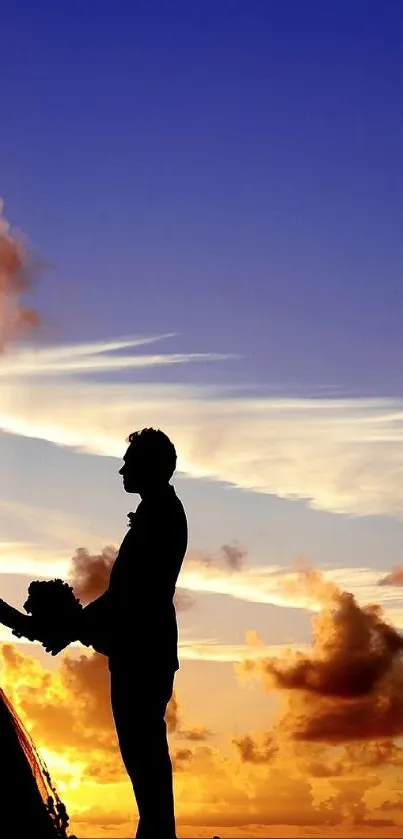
[119,466,124,475]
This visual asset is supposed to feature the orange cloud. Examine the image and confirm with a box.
[237,565,403,744]
[68,546,116,603]
[0,201,41,351]
[0,641,209,787]
[67,543,195,612]
[177,726,211,742]
[1,644,118,764]
[378,565,403,587]
[233,731,278,763]
[220,542,246,571]
[66,539,249,620]
[194,541,247,572]
[0,643,186,787]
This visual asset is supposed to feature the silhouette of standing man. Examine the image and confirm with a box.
[79,428,188,839]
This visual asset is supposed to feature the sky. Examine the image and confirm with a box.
[1,1,403,836]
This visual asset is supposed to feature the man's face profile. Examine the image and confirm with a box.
[119,428,176,494]
[119,443,143,494]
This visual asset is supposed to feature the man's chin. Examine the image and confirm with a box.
[123,482,136,493]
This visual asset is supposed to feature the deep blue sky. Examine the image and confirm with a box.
[1,0,402,392]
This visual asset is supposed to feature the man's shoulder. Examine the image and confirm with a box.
[137,489,188,547]
[164,489,187,530]
[127,489,185,528]
[141,486,186,516]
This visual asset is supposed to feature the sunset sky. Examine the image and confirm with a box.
[1,1,403,837]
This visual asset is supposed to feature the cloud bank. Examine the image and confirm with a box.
[0,333,402,518]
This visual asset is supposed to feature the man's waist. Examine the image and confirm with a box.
[107,628,179,668]
[99,613,178,639]
[107,591,176,610]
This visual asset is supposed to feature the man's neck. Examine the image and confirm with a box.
[138,482,173,501]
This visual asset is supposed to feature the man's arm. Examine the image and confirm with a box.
[0,598,39,641]
[77,590,111,646]
[40,590,113,656]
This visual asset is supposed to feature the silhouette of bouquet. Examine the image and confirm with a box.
[13,579,83,655]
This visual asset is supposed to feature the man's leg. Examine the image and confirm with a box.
[110,664,177,839]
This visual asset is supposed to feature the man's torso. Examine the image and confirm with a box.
[105,485,188,671]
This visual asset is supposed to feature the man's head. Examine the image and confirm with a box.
[119,427,177,494]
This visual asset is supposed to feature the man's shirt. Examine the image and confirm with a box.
[81,485,188,671]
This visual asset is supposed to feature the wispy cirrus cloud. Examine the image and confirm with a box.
[0,498,112,549]
[0,332,233,375]
[0,334,403,518]
[179,558,403,630]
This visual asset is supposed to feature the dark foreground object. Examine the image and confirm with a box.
[0,686,72,837]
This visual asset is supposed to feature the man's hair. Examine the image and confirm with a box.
[126,427,177,481]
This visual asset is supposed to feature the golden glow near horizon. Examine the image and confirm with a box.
[1,500,403,835]
[2,560,403,837]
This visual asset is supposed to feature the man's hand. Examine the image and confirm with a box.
[12,614,41,643]
[41,633,74,656]
[0,600,40,641]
